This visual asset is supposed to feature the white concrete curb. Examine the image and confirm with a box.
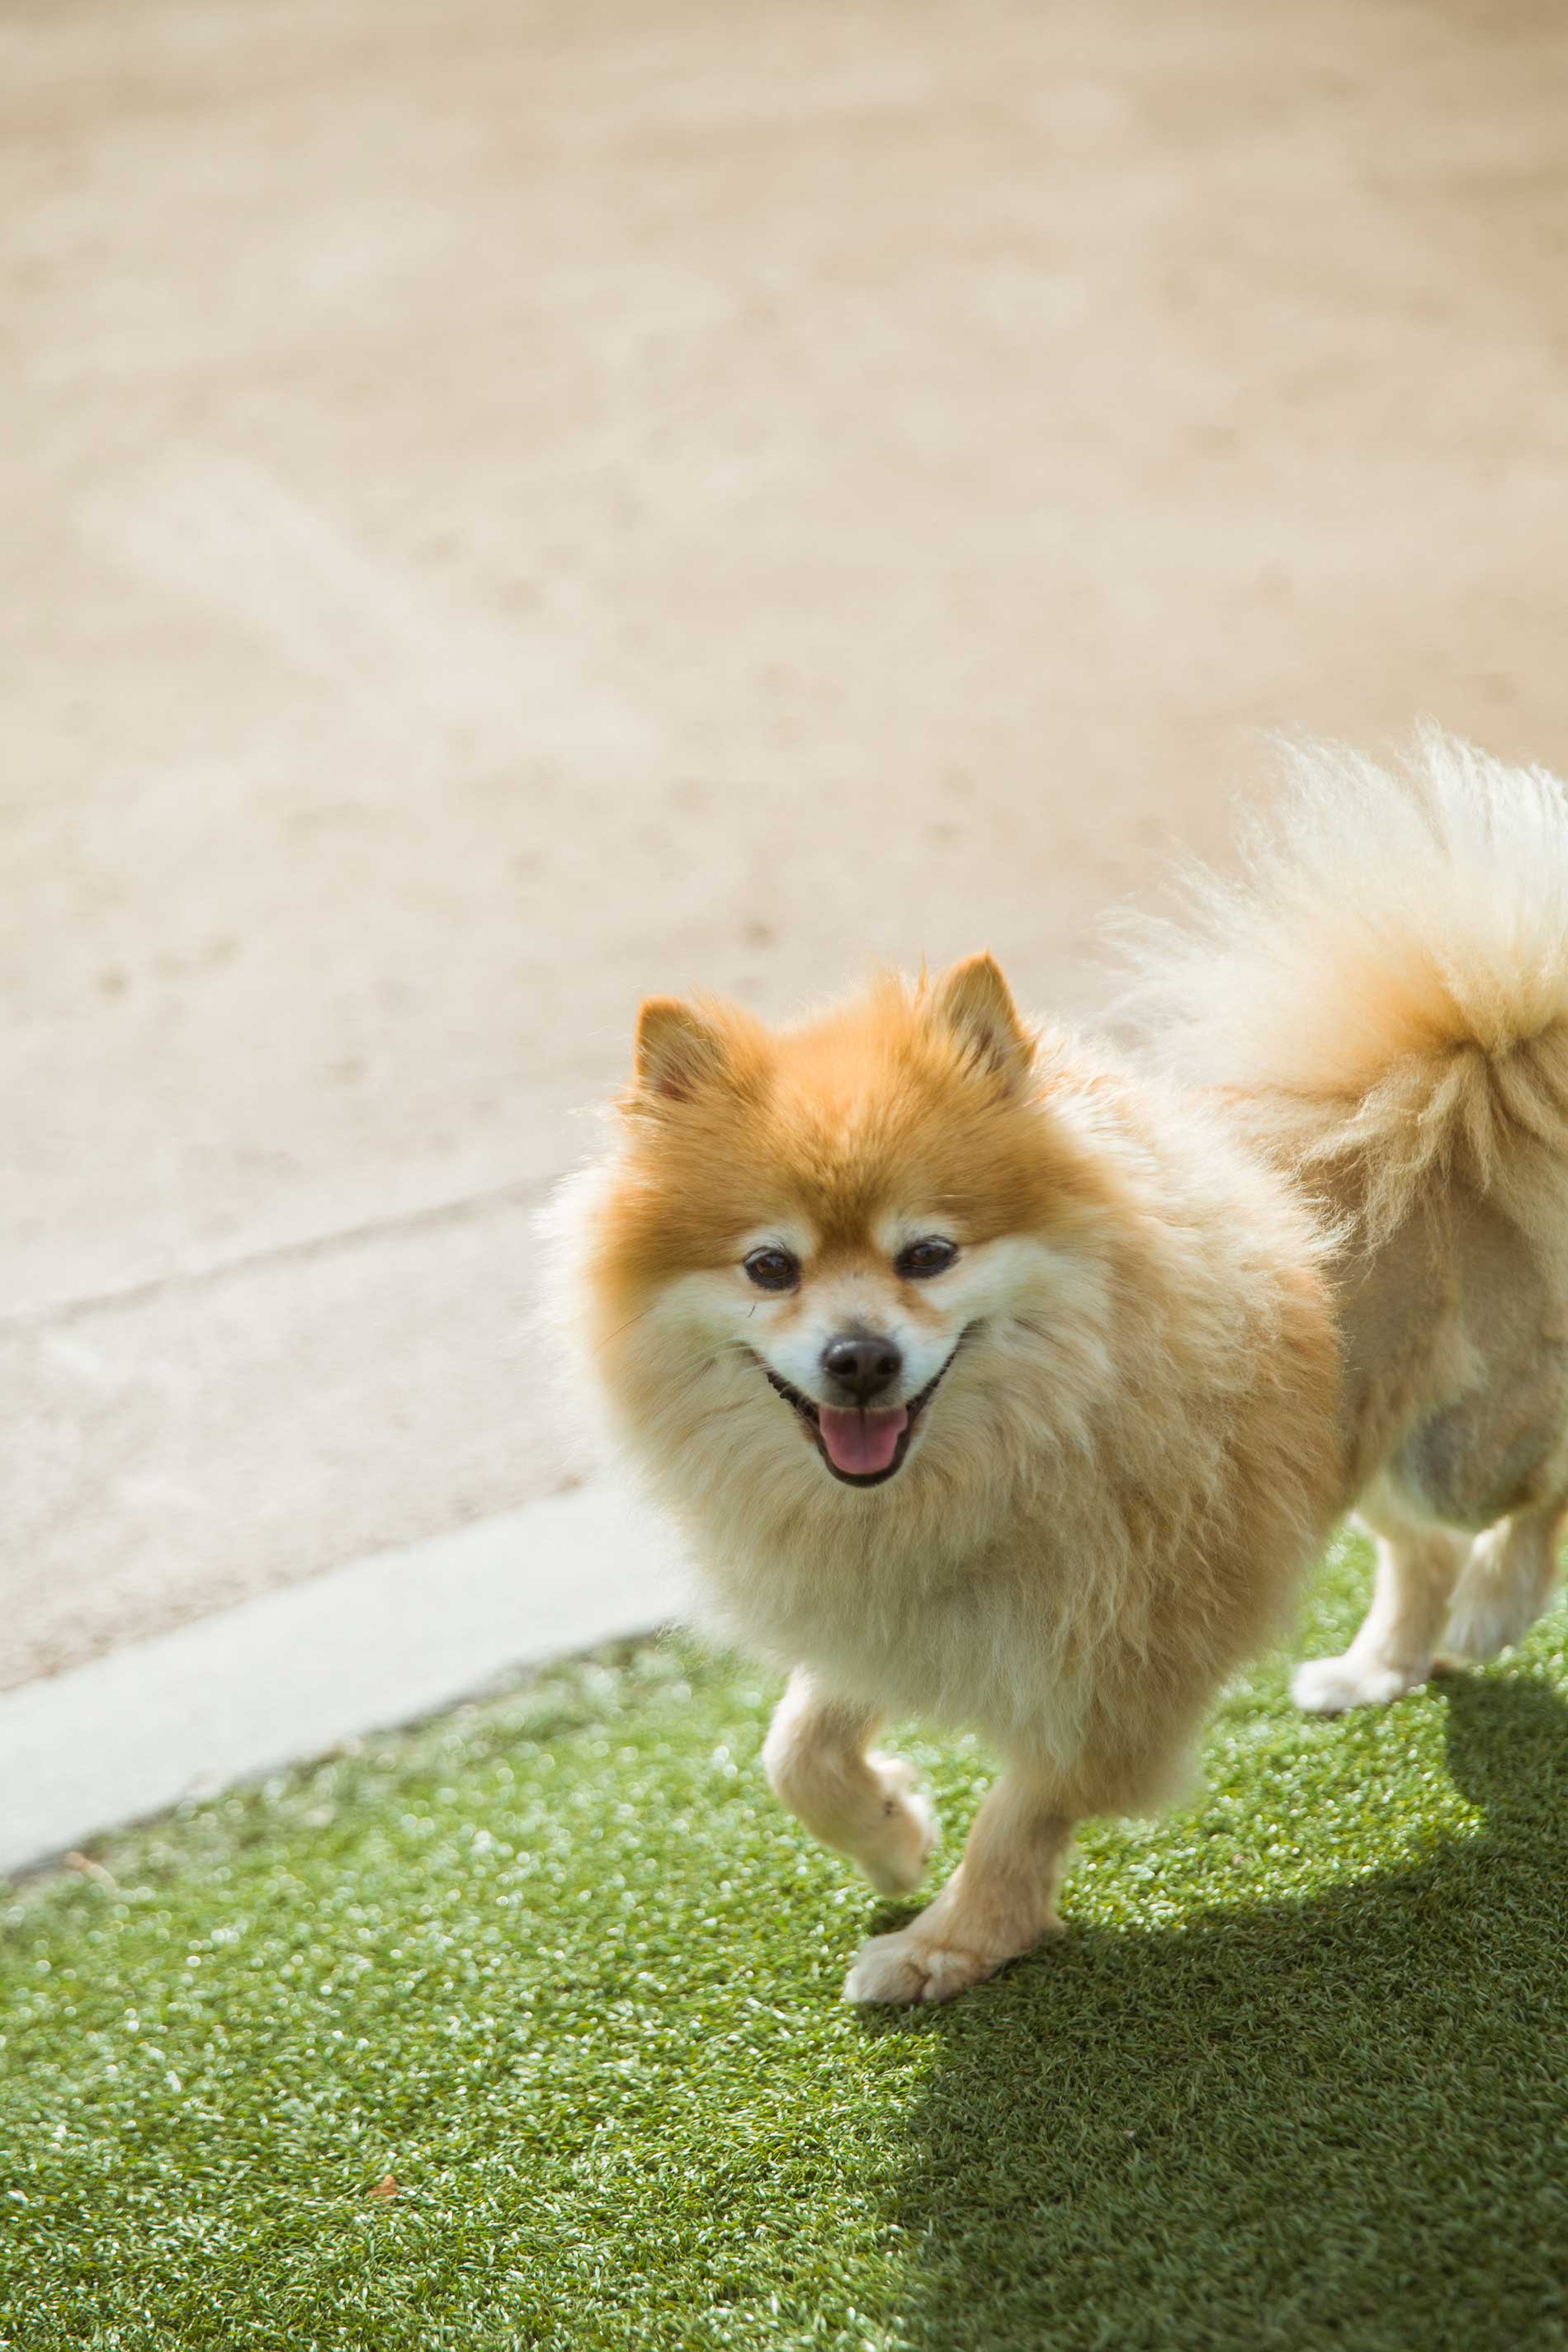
[0,1482,687,1880]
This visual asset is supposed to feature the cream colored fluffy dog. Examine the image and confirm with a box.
[547,734,1568,2005]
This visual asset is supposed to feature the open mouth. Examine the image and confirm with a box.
[757,1334,968,1489]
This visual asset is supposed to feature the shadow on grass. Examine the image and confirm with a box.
[868,1675,1568,2352]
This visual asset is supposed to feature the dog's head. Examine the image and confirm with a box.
[577,956,1120,1514]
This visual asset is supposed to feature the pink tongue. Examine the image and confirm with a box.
[817,1404,909,1476]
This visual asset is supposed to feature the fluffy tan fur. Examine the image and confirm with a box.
[547,731,1568,2003]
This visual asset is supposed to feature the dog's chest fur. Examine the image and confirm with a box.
[692,1522,1097,1765]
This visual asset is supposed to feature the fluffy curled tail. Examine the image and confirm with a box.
[1126,729,1568,1238]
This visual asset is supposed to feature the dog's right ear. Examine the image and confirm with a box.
[631,997,730,1103]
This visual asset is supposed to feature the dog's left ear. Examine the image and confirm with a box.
[930,953,1033,1089]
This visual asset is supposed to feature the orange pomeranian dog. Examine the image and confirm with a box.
[545,734,1568,2003]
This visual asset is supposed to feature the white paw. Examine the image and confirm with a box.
[1291,1653,1423,1714]
[856,1757,939,1895]
[843,1927,997,2006]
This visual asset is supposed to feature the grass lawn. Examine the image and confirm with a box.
[6,1528,1568,2351]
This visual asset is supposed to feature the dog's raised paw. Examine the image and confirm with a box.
[857,1758,939,1895]
[843,1928,996,2006]
[1290,1654,1420,1714]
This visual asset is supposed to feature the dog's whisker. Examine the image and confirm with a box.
[586,1306,654,1361]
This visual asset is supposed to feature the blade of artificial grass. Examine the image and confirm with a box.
[3,1528,1567,2351]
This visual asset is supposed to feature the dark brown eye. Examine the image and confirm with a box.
[895,1236,958,1280]
[744,1246,800,1292]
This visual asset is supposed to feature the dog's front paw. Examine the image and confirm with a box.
[1291,1653,1422,1714]
[843,1927,999,2006]
[856,1756,939,1895]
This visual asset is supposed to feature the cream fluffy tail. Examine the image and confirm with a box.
[1128,730,1568,1237]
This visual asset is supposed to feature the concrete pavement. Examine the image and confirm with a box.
[6,0,1568,1689]
[0,1481,687,1877]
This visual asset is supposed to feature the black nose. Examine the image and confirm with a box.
[821,1331,902,1403]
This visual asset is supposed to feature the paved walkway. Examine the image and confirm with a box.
[0,1482,686,1877]
[5,0,1568,1690]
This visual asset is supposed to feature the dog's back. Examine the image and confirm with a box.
[1131,730,1568,1707]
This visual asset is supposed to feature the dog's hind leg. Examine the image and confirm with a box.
[762,1670,938,1895]
[1442,1503,1566,1665]
[1292,1500,1468,1714]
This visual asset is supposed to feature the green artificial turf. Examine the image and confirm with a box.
[6,1528,1568,2351]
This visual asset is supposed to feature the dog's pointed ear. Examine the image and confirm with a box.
[631,997,730,1103]
[930,953,1033,1089]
